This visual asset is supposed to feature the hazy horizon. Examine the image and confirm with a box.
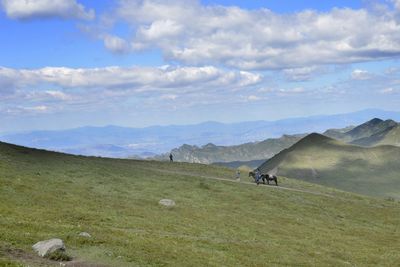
[1,108,399,135]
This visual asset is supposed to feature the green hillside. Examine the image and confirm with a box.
[1,141,400,266]
[259,133,400,198]
[156,134,305,164]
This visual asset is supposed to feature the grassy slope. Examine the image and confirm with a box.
[0,142,400,266]
[213,159,265,169]
[259,133,400,199]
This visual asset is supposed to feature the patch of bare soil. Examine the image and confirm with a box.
[4,247,109,267]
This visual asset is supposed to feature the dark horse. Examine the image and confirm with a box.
[248,172,278,186]
[263,174,278,186]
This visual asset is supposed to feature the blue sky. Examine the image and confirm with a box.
[0,0,400,132]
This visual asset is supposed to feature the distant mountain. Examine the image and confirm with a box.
[322,126,355,141]
[155,134,306,164]
[1,109,400,157]
[258,133,400,198]
[324,118,400,147]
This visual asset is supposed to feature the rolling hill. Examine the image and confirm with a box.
[259,133,400,198]
[155,134,305,164]
[1,141,399,266]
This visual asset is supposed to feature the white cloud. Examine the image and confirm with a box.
[97,0,400,70]
[385,67,399,74]
[277,87,306,95]
[0,65,264,116]
[160,94,178,100]
[282,66,326,82]
[29,105,48,111]
[4,105,49,115]
[103,35,130,54]
[257,87,274,93]
[0,65,262,92]
[44,90,72,100]
[351,69,372,80]
[256,86,307,96]
[1,0,95,20]
[247,95,261,101]
[379,87,398,94]
[138,19,183,41]
[393,0,400,11]
[20,90,73,102]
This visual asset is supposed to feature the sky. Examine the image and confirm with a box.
[1,0,400,132]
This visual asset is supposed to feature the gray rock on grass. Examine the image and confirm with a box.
[78,232,91,238]
[32,238,65,257]
[159,199,176,207]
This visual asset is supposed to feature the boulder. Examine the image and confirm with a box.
[159,199,176,207]
[78,232,91,238]
[32,238,65,257]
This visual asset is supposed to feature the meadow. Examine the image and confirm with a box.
[0,142,399,266]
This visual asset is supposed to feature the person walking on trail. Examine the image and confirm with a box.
[169,153,173,162]
[236,169,241,181]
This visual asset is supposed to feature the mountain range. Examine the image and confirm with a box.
[155,134,306,164]
[159,117,400,167]
[2,109,400,158]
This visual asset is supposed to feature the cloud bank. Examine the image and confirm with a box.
[98,0,400,70]
[1,0,95,20]
[0,65,261,92]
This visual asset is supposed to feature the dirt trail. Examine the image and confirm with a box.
[140,167,336,198]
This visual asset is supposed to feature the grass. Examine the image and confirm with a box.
[0,141,400,266]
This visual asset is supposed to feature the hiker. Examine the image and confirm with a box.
[169,153,173,162]
[255,168,261,184]
[236,169,241,181]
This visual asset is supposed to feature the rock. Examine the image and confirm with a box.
[78,232,91,238]
[32,238,65,257]
[159,199,176,207]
